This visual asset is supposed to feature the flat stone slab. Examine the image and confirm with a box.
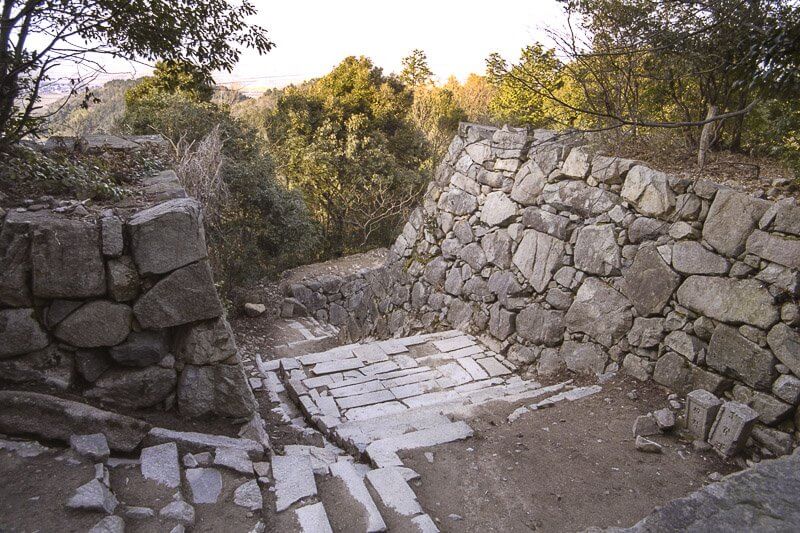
[329,380,384,398]
[185,468,223,504]
[145,427,264,459]
[366,421,473,468]
[412,514,440,533]
[476,357,513,377]
[312,358,364,375]
[366,468,423,517]
[273,454,318,512]
[295,502,334,533]
[329,460,387,533]
[214,446,254,475]
[433,336,476,352]
[344,401,408,421]
[67,479,118,514]
[140,442,180,488]
[337,390,396,410]
[233,479,263,511]
[70,433,110,462]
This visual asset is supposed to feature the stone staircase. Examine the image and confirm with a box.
[249,328,602,532]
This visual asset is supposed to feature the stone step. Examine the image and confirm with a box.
[365,421,474,468]
[327,460,388,532]
[365,468,440,533]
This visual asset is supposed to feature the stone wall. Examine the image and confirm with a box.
[282,123,800,449]
[0,170,256,418]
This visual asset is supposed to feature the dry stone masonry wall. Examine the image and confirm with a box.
[0,170,256,418]
[283,122,800,452]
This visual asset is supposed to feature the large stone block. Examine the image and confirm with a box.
[541,181,619,217]
[621,244,681,316]
[0,308,49,358]
[621,166,675,218]
[437,189,478,216]
[565,278,632,347]
[174,316,238,365]
[590,155,638,184]
[707,401,758,457]
[0,213,33,307]
[702,189,770,257]
[512,229,566,293]
[481,230,512,268]
[731,384,792,426]
[84,366,177,409]
[133,261,223,329]
[54,301,132,348]
[707,324,777,390]
[676,276,778,329]
[0,344,74,390]
[574,224,621,275]
[106,256,140,302]
[30,216,106,298]
[685,389,722,440]
[480,191,517,226]
[488,303,515,340]
[127,198,208,276]
[516,304,565,346]
[671,241,729,275]
[746,230,800,270]
[521,208,569,240]
[109,330,169,367]
[764,200,800,236]
[177,364,257,418]
[766,323,800,379]
[510,161,546,205]
[627,317,665,348]
[561,146,591,178]
[653,352,693,393]
[561,341,608,374]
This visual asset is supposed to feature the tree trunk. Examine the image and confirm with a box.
[697,104,719,169]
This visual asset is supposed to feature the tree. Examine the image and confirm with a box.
[0,0,273,149]
[125,60,215,104]
[444,74,497,125]
[400,49,434,87]
[265,56,429,256]
[410,85,466,167]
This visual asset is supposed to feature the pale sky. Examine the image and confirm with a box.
[56,0,567,91]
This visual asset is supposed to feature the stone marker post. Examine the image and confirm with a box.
[685,389,723,440]
[708,401,759,457]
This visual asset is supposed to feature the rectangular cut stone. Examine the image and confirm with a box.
[299,347,356,366]
[330,380,384,398]
[315,396,341,419]
[708,401,759,457]
[140,442,180,488]
[295,502,333,533]
[312,358,363,375]
[329,461,387,533]
[377,367,430,381]
[353,344,389,363]
[327,373,375,390]
[303,375,334,389]
[382,370,440,388]
[439,362,474,386]
[360,361,400,376]
[476,357,513,377]
[344,401,408,421]
[390,380,439,400]
[454,378,504,393]
[458,358,490,380]
[366,468,423,517]
[379,340,410,355]
[145,428,264,460]
[402,390,461,408]
[338,390,396,410]
[685,389,724,440]
[433,336,476,352]
[365,421,474,468]
[447,345,485,358]
[273,455,318,512]
[393,354,419,369]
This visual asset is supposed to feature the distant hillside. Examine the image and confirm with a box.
[46,78,140,136]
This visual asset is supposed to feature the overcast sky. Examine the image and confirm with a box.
[60,0,566,91]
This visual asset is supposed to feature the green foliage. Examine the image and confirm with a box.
[400,50,434,87]
[47,79,139,136]
[126,61,215,105]
[264,56,429,256]
[410,86,467,169]
[443,74,498,125]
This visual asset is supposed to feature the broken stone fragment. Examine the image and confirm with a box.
[70,433,110,462]
[635,435,663,454]
[233,479,263,511]
[88,515,125,533]
[67,478,118,514]
[632,414,660,437]
[159,500,195,527]
[652,408,676,431]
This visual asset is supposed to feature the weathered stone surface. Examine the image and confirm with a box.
[127,198,207,275]
[653,352,692,393]
[438,189,478,216]
[685,389,722,440]
[635,436,663,454]
[768,323,800,380]
[621,166,675,218]
[54,301,132,348]
[565,278,632,347]
[521,207,569,240]
[623,353,654,381]
[510,161,546,205]
[707,324,776,390]
[481,191,517,226]
[0,391,149,452]
[141,442,180,488]
[70,433,110,461]
[145,427,264,459]
[101,216,124,257]
[67,479,118,514]
[366,468,423,517]
[516,305,565,346]
[106,256,140,302]
[134,261,223,329]
[75,349,110,382]
[773,374,800,405]
[0,344,74,390]
[574,224,620,275]
[422,256,449,286]
[708,401,759,457]
[234,479,263,511]
[561,341,608,374]
[88,516,125,533]
[732,384,792,426]
[664,331,706,363]
[622,244,681,316]
[541,181,619,217]
[677,276,778,329]
[702,189,770,257]
[186,468,223,504]
[30,216,106,298]
[561,146,591,178]
[215,446,254,475]
[174,316,237,365]
[628,216,668,243]
[459,243,486,272]
[177,363,256,418]
[85,366,177,409]
[481,230,512,268]
[590,155,637,184]
[0,213,33,306]
[766,201,800,236]
[627,317,665,348]
[0,308,49,358]
[488,304,515,340]
[746,230,800,270]
[273,454,318,512]
[159,500,195,526]
[109,330,168,367]
[512,230,566,292]
[671,241,729,275]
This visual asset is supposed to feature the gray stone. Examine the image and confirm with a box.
[756,264,800,295]
[565,278,632,347]
[488,304,515,340]
[109,330,168,367]
[0,213,33,307]
[574,224,620,275]
[141,442,180,488]
[422,256,449,286]
[0,308,49,358]
[632,414,659,437]
[707,324,776,390]
[214,446,254,475]
[70,433,110,461]
[133,261,223,329]
[159,500,195,526]
[674,193,703,220]
[459,243,487,271]
[30,216,106,298]
[772,374,800,405]
[708,401,759,457]
[88,516,125,533]
[622,244,681,316]
[75,349,110,382]
[677,276,778,329]
[144,427,264,460]
[766,201,800,236]
[45,299,83,328]
[177,363,256,418]
[731,384,792,426]
[521,207,570,240]
[541,180,619,217]
[746,230,800,270]
[0,344,74,390]
[366,468,422,517]
[174,316,237,365]
[751,425,793,457]
[480,191,517,226]
[767,324,800,376]
[627,317,665,348]
[481,230,512,268]
[671,241,729,275]
[329,460,387,533]
[106,256,140,302]
[127,198,207,275]
[622,353,654,381]
[664,331,706,363]
[85,366,177,409]
[67,479,118,514]
[438,189,478,216]
[234,480,263,511]
[512,230,566,293]
[273,454,318,512]
[685,389,723,440]
[590,155,637,184]
[511,161,547,205]
[702,189,770,257]
[621,166,676,218]
[453,219,474,243]
[516,305,565,346]
[653,408,676,430]
[295,502,334,533]
[562,146,592,178]
[101,216,124,257]
[628,217,668,243]
[653,352,692,393]
[561,341,608,374]
[54,301,132,348]
[545,288,573,310]
[635,435,663,454]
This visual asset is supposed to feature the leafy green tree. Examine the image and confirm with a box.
[265,56,429,256]
[0,0,273,149]
[410,86,467,168]
[400,49,434,87]
[126,61,215,104]
[444,74,498,125]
